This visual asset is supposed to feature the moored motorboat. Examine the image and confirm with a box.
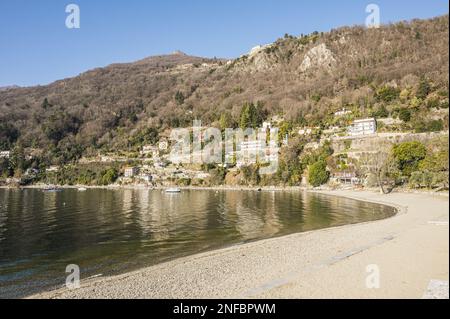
[165,187,181,193]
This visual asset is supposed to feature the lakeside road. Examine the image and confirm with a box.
[29,190,449,299]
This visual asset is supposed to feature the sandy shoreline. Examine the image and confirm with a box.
[28,190,449,299]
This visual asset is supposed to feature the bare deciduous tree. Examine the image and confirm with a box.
[357,141,399,194]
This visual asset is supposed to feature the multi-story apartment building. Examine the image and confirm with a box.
[348,118,377,136]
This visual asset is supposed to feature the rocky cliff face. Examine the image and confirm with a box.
[299,43,336,72]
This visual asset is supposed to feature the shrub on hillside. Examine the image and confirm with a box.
[308,160,330,187]
[392,141,427,177]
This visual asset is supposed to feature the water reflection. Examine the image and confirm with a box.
[0,188,395,298]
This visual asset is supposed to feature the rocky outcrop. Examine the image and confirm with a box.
[299,43,336,72]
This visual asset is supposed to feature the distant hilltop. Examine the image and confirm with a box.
[171,50,188,56]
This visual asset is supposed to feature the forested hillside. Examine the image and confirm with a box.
[0,15,448,169]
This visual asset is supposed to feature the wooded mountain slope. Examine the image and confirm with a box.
[0,15,448,165]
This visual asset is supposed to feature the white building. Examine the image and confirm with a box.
[237,140,279,167]
[265,152,279,163]
[0,151,10,159]
[334,108,352,117]
[101,156,113,163]
[331,172,360,185]
[240,140,264,153]
[236,141,263,167]
[46,166,59,173]
[298,128,313,136]
[348,118,377,136]
[195,172,211,179]
[124,167,139,178]
[139,174,152,183]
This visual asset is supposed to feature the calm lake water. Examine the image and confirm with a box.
[0,188,395,298]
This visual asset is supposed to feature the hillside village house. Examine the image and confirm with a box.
[298,127,320,136]
[195,172,211,179]
[348,118,377,136]
[139,173,152,183]
[298,128,312,136]
[45,166,59,173]
[334,108,352,117]
[266,139,280,162]
[331,172,360,185]
[124,167,139,178]
[236,139,279,167]
[0,151,10,159]
[240,140,265,153]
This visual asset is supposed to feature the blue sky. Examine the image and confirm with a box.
[0,0,448,87]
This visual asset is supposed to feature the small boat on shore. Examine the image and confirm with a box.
[165,187,181,193]
[77,187,87,192]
